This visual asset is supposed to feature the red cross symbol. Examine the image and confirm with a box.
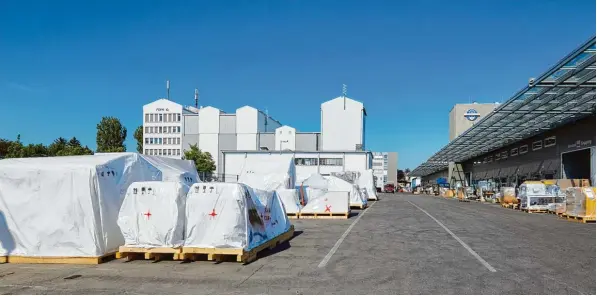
[325,205,332,212]
[143,210,152,219]
[208,209,217,219]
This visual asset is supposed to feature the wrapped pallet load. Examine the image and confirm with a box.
[500,187,517,204]
[0,153,197,263]
[357,169,378,201]
[117,182,188,248]
[183,183,293,263]
[565,187,596,218]
[326,175,367,209]
[519,181,551,211]
[299,173,350,217]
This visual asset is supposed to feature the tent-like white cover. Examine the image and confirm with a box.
[184,183,290,250]
[96,152,199,186]
[238,154,296,191]
[357,170,378,200]
[326,176,367,207]
[118,181,188,248]
[0,153,198,257]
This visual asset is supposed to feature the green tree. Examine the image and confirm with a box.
[133,125,143,153]
[48,137,68,156]
[183,144,216,173]
[5,135,24,158]
[96,117,127,152]
[0,138,12,158]
[22,143,49,157]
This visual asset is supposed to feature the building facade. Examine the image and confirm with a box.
[371,152,398,189]
[222,150,373,183]
[142,95,369,174]
[449,103,500,141]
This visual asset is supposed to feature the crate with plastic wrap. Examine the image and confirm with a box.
[563,187,596,221]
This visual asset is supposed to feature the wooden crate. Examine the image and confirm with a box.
[559,214,596,224]
[180,225,295,264]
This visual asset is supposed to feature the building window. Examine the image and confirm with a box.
[168,126,172,134]
[145,138,149,144]
[177,126,181,133]
[532,140,542,151]
[295,158,318,166]
[166,114,171,122]
[177,149,181,156]
[320,158,343,166]
[144,149,148,154]
[520,145,529,155]
[511,147,518,156]
[501,151,508,159]
[495,153,501,161]
[177,114,181,122]
[159,114,163,122]
[145,114,149,122]
[544,136,556,148]
[177,138,181,145]
[168,138,172,145]
[145,127,149,133]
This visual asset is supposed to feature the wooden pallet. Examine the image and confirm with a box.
[299,212,349,219]
[501,203,519,210]
[116,247,181,262]
[559,214,596,224]
[287,213,299,219]
[180,225,295,264]
[0,252,116,265]
[350,203,367,209]
[521,208,548,214]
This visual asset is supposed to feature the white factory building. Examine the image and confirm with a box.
[142,96,372,179]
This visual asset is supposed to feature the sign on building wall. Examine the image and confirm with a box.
[464,109,481,121]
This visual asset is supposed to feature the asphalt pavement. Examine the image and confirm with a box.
[0,193,594,294]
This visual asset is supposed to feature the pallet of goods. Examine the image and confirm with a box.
[560,187,596,224]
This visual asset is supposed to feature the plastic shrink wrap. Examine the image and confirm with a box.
[326,176,367,207]
[237,154,295,191]
[184,183,290,251]
[275,189,301,214]
[118,182,188,248]
[357,169,378,200]
[565,187,596,217]
[500,187,517,204]
[0,153,196,257]
[519,182,551,210]
[300,191,350,214]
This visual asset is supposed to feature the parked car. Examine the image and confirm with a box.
[384,183,396,193]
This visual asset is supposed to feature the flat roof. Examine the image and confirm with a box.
[412,37,596,177]
[222,150,372,154]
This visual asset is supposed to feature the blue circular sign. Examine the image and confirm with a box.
[464,109,480,121]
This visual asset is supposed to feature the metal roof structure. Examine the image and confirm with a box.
[412,37,596,177]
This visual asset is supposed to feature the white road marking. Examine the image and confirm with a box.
[318,201,376,268]
[408,200,497,273]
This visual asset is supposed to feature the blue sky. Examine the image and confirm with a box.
[0,0,595,169]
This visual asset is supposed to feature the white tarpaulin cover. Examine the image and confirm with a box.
[118,182,188,248]
[184,183,291,251]
[357,170,378,200]
[276,189,301,214]
[326,176,367,207]
[300,191,350,214]
[238,154,296,191]
[301,173,329,189]
[96,152,199,186]
[0,153,198,257]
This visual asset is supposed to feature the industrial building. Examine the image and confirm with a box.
[449,102,500,141]
[142,95,373,177]
[371,152,398,189]
[411,37,596,188]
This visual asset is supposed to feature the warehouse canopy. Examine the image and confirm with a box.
[412,37,596,177]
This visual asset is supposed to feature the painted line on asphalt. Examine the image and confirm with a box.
[318,201,376,268]
[407,200,497,272]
